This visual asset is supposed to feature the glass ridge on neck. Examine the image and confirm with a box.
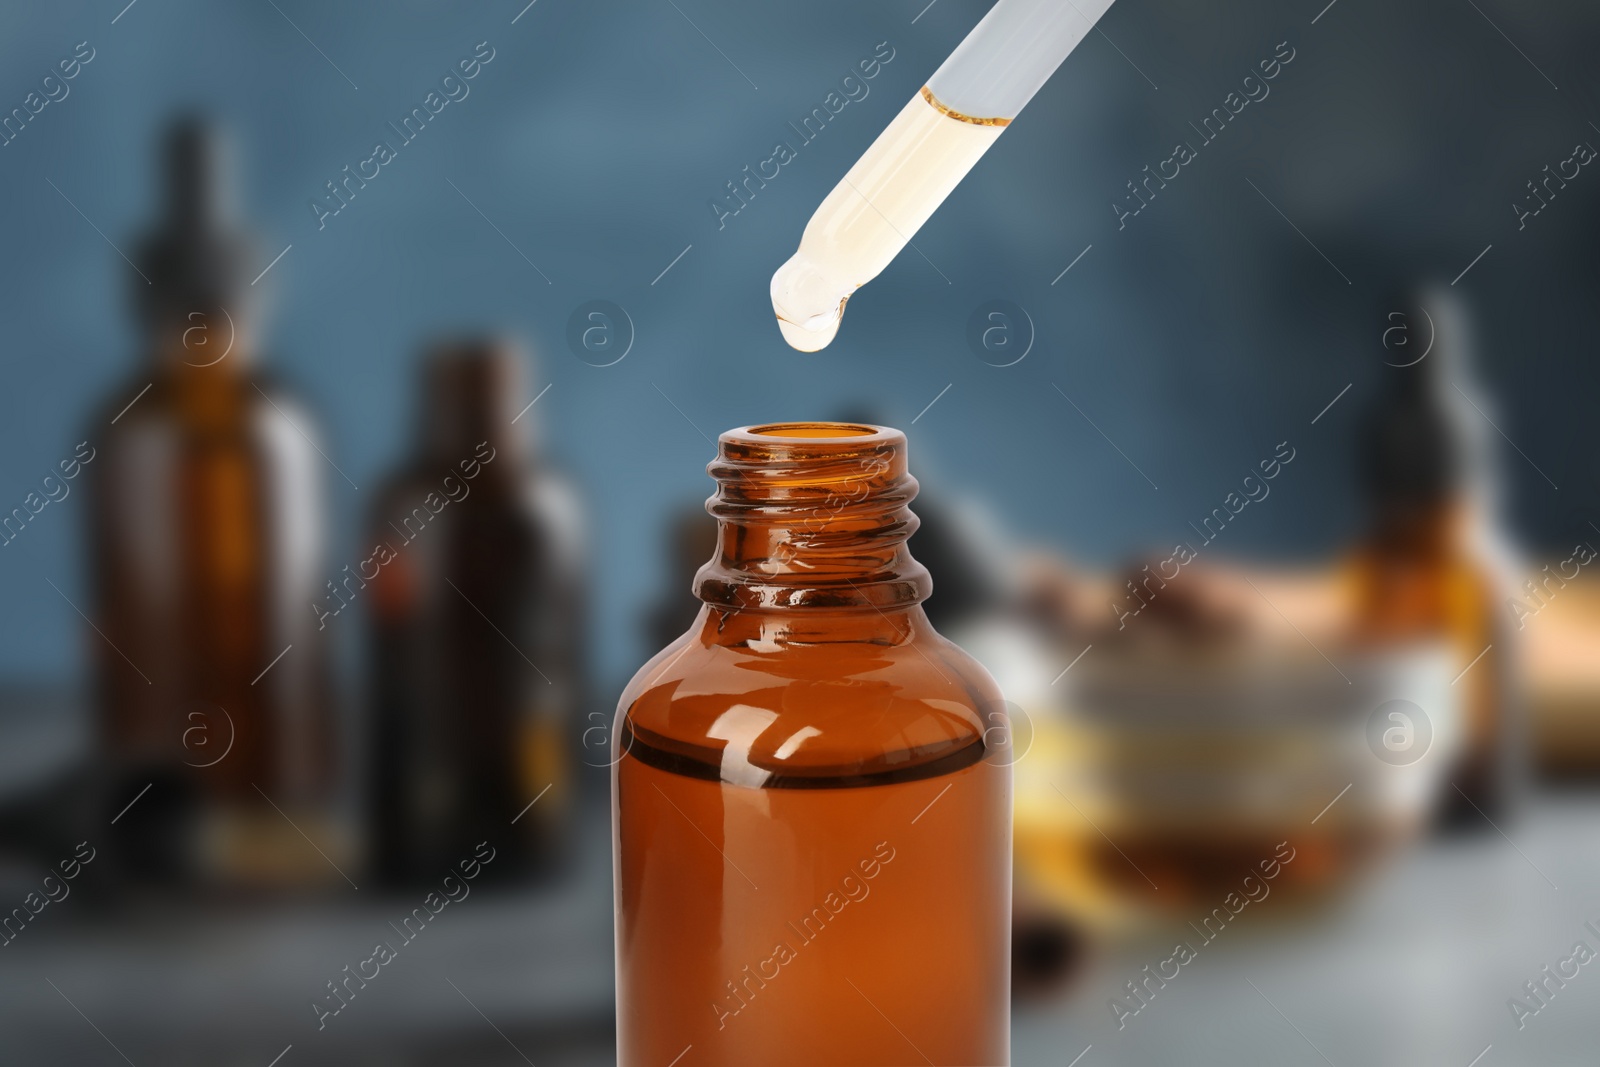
[694,422,933,612]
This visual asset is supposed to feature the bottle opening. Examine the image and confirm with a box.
[715,423,906,478]
[747,422,881,440]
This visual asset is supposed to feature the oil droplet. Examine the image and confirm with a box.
[771,251,853,353]
[776,313,841,353]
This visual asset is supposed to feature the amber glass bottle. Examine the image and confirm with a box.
[1345,288,1521,824]
[367,341,585,883]
[85,119,338,884]
[613,423,1011,1067]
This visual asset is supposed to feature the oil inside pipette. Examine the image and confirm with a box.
[771,87,1006,352]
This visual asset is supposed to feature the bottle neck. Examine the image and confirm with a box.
[424,422,527,484]
[136,119,260,371]
[694,423,932,613]
[1366,495,1470,558]
[148,310,256,377]
[418,341,533,480]
[693,601,935,653]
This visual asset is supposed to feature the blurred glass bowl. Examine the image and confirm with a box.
[1011,640,1459,930]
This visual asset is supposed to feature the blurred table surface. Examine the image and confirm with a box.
[1,679,1596,1065]
[2,792,1594,1066]
[1014,790,1600,1067]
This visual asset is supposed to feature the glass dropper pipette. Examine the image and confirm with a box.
[771,0,1120,351]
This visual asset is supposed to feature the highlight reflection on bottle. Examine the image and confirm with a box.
[612,423,1011,1067]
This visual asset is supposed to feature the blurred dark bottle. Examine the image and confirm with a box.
[367,340,584,884]
[1345,285,1523,826]
[84,118,341,886]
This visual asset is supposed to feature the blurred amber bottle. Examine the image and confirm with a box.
[1345,286,1523,824]
[366,341,585,884]
[613,423,1011,1067]
[85,119,340,885]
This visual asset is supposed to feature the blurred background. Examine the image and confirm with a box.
[2,0,1599,1063]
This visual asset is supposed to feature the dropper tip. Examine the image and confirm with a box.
[775,314,840,353]
[771,251,851,352]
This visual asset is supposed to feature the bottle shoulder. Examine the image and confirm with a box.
[369,464,582,550]
[616,608,1002,785]
[92,366,315,435]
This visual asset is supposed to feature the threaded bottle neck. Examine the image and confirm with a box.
[694,423,932,612]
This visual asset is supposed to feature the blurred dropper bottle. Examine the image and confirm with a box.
[366,340,586,885]
[1345,285,1524,827]
[85,117,343,888]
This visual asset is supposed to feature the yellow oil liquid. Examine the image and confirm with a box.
[772,89,1006,352]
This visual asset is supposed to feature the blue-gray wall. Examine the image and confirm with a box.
[1,0,1595,685]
